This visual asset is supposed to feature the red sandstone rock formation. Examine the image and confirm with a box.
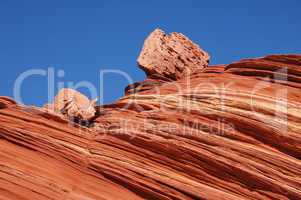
[137,29,210,80]
[0,30,301,200]
[45,88,97,121]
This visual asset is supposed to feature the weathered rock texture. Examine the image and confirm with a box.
[45,88,97,121]
[0,30,301,200]
[137,29,210,80]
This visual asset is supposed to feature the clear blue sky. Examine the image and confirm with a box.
[1,0,300,106]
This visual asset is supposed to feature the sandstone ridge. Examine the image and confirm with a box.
[0,29,301,200]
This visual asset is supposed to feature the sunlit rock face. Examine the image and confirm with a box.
[45,88,97,121]
[137,28,210,80]
[0,29,301,200]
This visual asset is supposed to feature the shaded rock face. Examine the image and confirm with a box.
[0,96,16,109]
[0,30,301,200]
[137,29,210,80]
[45,88,97,121]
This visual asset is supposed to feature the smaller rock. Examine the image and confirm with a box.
[137,28,210,80]
[45,88,97,121]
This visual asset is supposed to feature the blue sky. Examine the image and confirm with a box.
[0,0,300,106]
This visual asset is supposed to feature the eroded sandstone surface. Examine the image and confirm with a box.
[44,88,98,122]
[137,29,210,80]
[0,29,300,200]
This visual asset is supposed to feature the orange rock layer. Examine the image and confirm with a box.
[0,33,301,200]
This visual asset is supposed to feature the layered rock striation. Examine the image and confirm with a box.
[0,29,300,200]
